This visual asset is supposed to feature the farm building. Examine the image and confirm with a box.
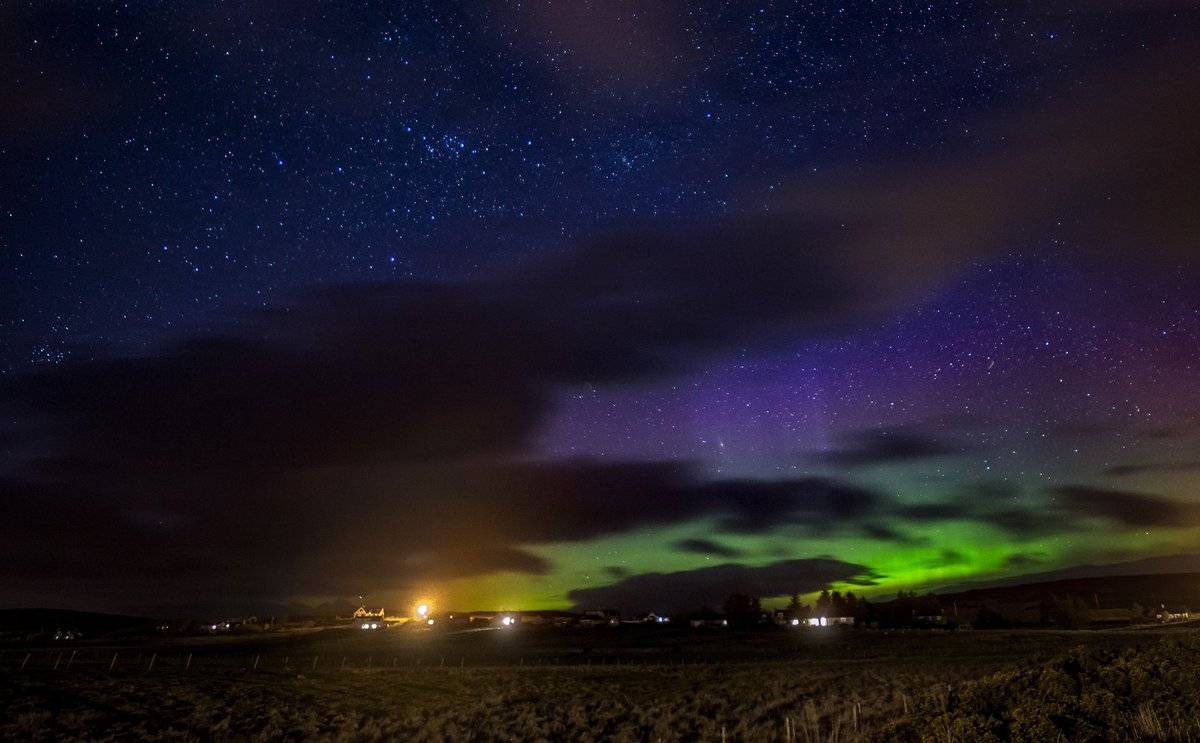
[1156,606,1192,622]
[519,610,575,626]
[626,612,670,624]
[807,616,854,627]
[579,609,620,627]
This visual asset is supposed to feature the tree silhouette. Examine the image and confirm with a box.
[722,594,762,625]
[815,590,832,613]
[785,593,810,620]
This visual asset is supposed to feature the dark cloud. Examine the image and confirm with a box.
[0,210,888,612]
[700,478,881,534]
[494,0,694,92]
[673,538,743,559]
[1003,553,1046,571]
[1047,421,1200,443]
[1052,486,1200,528]
[860,523,903,541]
[895,484,1076,540]
[959,482,1021,502]
[923,549,969,568]
[3,215,866,470]
[0,6,112,143]
[567,558,877,614]
[1144,423,1200,441]
[981,509,1069,540]
[813,427,968,467]
[1103,461,1200,477]
[897,503,972,523]
[775,40,1200,275]
[2,25,1198,614]
[952,483,1068,539]
[0,448,886,612]
[859,523,930,546]
[892,483,1200,539]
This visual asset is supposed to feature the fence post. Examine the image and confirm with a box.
[148,653,156,671]
[312,656,319,671]
[21,653,31,671]
[110,653,118,671]
[253,654,260,670]
[186,653,193,670]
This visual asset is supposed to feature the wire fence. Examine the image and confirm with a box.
[0,648,727,676]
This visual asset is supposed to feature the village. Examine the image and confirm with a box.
[169,585,1194,641]
[11,575,1195,649]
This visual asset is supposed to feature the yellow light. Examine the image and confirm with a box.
[416,603,430,618]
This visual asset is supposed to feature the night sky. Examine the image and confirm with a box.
[2,1,1198,616]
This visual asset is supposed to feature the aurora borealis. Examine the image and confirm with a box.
[2,2,1198,616]
[477,255,1200,611]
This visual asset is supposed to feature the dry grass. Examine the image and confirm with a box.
[1,628,1195,741]
[0,662,963,741]
[876,633,1200,743]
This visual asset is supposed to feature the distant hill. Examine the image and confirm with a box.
[935,553,1200,594]
[0,608,154,638]
[936,572,1200,612]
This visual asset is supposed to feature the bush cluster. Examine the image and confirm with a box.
[878,636,1200,742]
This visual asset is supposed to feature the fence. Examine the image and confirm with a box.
[0,648,726,676]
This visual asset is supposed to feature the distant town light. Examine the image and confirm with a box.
[416,603,430,618]
[426,618,435,626]
[790,618,800,626]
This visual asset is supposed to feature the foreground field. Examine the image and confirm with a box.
[2,627,1197,741]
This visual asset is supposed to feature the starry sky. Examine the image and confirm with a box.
[2,1,1198,616]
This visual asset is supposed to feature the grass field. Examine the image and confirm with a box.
[2,625,1198,741]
